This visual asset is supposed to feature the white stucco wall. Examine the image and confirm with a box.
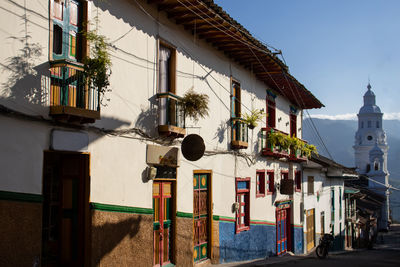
[0,0,308,227]
[303,166,345,249]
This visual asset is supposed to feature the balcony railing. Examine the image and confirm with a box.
[157,92,185,137]
[231,117,248,149]
[261,127,307,161]
[261,127,289,158]
[49,60,100,123]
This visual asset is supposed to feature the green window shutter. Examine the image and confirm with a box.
[52,0,81,61]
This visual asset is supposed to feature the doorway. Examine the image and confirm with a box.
[193,172,212,262]
[276,205,291,255]
[153,181,174,266]
[306,209,315,251]
[42,151,90,267]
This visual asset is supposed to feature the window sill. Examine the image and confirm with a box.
[256,193,265,198]
[158,125,186,138]
[50,106,100,124]
[231,140,248,149]
[236,226,250,234]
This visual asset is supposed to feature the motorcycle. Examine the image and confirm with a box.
[316,232,334,259]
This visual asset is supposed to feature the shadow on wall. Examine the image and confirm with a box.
[0,36,49,112]
[92,215,142,266]
[214,120,228,144]
[134,100,158,137]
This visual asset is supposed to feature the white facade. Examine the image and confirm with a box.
[302,158,346,252]
[354,84,389,229]
[0,0,324,265]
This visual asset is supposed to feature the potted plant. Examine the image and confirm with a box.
[289,136,305,156]
[302,144,318,158]
[83,30,112,106]
[181,89,209,122]
[243,109,265,129]
[268,131,289,152]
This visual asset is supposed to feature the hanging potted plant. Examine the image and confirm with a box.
[243,109,266,129]
[181,89,209,122]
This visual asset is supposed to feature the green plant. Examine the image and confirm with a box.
[243,109,265,129]
[268,131,289,151]
[83,29,112,106]
[181,89,209,122]
[302,144,318,158]
[267,131,318,158]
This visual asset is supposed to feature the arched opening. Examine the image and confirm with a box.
[366,164,371,173]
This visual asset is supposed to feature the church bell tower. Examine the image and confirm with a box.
[354,83,389,229]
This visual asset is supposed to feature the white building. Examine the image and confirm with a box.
[0,1,322,266]
[354,84,389,230]
[302,154,356,253]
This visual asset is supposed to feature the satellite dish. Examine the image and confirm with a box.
[181,134,205,161]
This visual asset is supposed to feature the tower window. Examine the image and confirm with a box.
[374,162,379,171]
[366,164,371,173]
[361,121,364,128]
[368,121,371,128]
[376,121,379,128]
[367,136,373,141]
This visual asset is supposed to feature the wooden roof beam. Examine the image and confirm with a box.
[183,17,226,30]
[176,15,218,25]
[158,3,181,11]
[147,0,166,5]
[167,5,208,18]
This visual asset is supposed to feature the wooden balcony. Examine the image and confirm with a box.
[261,127,289,158]
[49,60,100,123]
[157,92,186,138]
[261,127,307,162]
[231,118,248,149]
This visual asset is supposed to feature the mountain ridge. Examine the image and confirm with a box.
[303,118,400,222]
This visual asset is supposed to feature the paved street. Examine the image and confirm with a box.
[215,225,400,267]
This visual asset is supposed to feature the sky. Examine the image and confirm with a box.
[214,0,400,120]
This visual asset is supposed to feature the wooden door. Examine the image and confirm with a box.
[153,182,172,266]
[42,152,89,267]
[306,209,315,251]
[193,173,209,262]
[276,208,288,255]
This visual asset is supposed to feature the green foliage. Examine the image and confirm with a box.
[83,29,112,105]
[243,109,265,129]
[302,144,318,158]
[268,131,290,151]
[267,131,318,158]
[181,89,209,122]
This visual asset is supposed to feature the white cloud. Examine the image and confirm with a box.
[309,112,400,121]
[383,113,400,120]
[309,113,357,120]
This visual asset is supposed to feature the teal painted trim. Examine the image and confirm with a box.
[90,202,153,215]
[162,263,175,267]
[176,211,193,218]
[275,200,292,207]
[267,89,277,99]
[0,190,43,203]
[290,105,298,114]
[219,216,235,223]
[213,215,220,221]
[293,224,303,228]
[250,220,275,226]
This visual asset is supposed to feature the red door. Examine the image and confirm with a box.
[276,209,287,255]
[153,182,172,266]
